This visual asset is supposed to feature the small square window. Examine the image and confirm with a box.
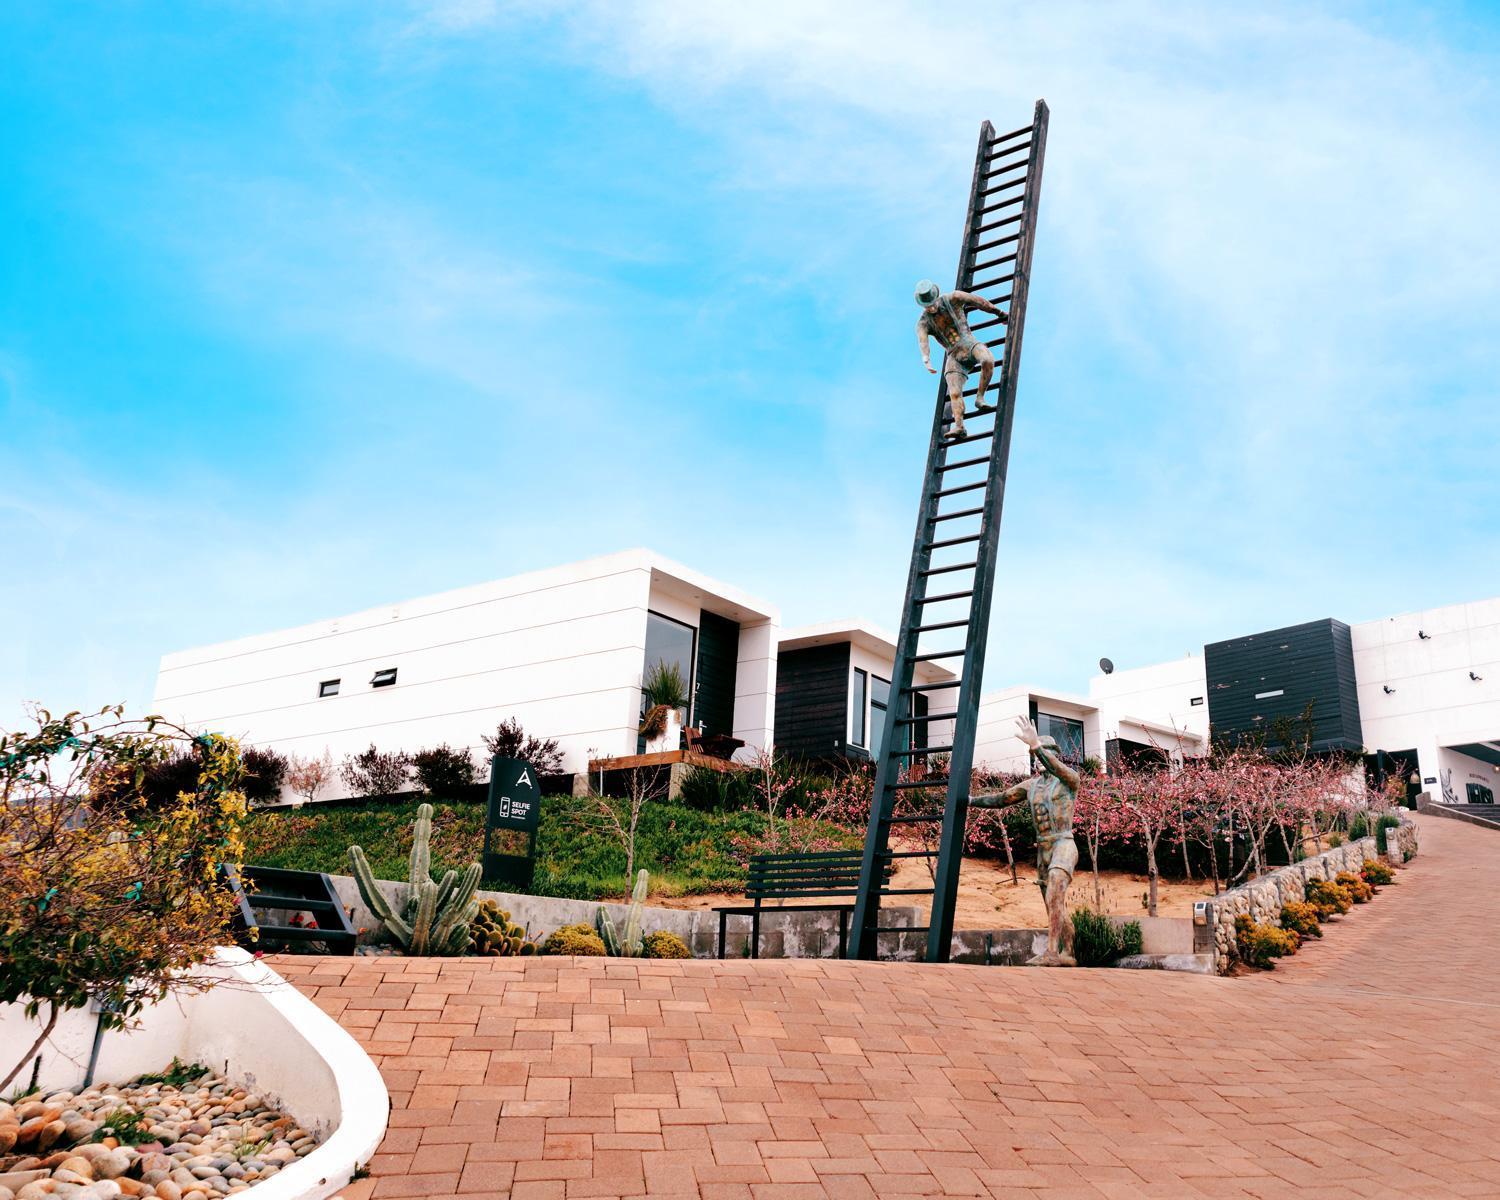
[319,679,340,698]
[1189,696,1204,706]
[371,668,398,688]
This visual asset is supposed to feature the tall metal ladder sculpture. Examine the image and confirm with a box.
[850,101,1048,964]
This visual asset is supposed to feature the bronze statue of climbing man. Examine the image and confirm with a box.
[969,716,1080,966]
[914,279,1006,440]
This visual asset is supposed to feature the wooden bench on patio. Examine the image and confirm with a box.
[713,850,889,959]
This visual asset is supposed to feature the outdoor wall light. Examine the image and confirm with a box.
[1383,685,1396,694]
[1471,671,1484,681]
[1419,630,1431,640]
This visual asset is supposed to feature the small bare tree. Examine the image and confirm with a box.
[575,767,658,883]
[285,750,335,807]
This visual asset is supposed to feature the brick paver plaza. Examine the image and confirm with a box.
[275,815,1500,1197]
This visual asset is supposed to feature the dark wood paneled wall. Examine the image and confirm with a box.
[775,643,852,759]
[1205,618,1364,752]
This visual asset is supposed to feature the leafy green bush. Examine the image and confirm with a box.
[641,930,692,959]
[1348,813,1370,841]
[241,747,289,806]
[1235,915,1299,968]
[1362,858,1394,885]
[1375,814,1401,856]
[410,744,478,797]
[1070,909,1142,967]
[677,766,759,812]
[541,924,606,956]
[1306,878,1353,919]
[1327,833,1343,848]
[340,744,412,797]
[1280,900,1323,939]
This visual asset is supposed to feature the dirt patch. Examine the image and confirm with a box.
[653,845,1218,928]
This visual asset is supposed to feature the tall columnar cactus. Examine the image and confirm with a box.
[597,869,649,957]
[350,802,482,955]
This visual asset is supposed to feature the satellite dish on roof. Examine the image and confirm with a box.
[1099,657,1115,675]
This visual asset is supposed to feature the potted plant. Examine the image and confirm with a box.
[640,661,689,753]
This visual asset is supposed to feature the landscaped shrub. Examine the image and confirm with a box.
[641,930,692,959]
[340,744,413,797]
[1306,878,1353,919]
[1362,858,1395,886]
[241,746,289,806]
[1070,908,1142,967]
[1375,813,1401,855]
[1335,870,1374,902]
[483,717,564,776]
[468,900,538,956]
[1280,900,1323,939]
[541,923,606,956]
[1327,833,1343,848]
[411,743,478,797]
[1235,915,1299,968]
[1348,813,1370,841]
[678,765,758,811]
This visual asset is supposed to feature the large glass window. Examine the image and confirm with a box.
[850,669,868,748]
[869,676,890,759]
[639,611,696,752]
[1035,712,1085,765]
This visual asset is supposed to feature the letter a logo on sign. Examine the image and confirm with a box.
[516,767,533,788]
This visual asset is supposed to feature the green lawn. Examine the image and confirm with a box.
[240,794,861,900]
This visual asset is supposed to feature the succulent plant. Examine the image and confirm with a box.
[469,899,539,956]
[596,869,648,956]
[349,802,480,955]
[541,923,607,956]
[640,930,691,959]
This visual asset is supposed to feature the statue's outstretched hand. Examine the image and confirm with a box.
[1014,716,1042,750]
[924,361,937,374]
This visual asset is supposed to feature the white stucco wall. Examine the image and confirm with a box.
[1352,596,1500,794]
[151,550,779,789]
[1087,653,1210,751]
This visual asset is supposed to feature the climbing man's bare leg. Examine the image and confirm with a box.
[943,361,968,439]
[972,345,995,410]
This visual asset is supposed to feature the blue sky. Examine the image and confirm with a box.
[4,1,1499,721]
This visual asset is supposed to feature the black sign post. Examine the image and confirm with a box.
[483,756,541,890]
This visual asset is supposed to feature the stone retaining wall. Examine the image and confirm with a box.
[1210,812,1420,971]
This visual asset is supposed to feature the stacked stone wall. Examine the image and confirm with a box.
[1211,811,1419,972]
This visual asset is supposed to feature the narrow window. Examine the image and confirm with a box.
[319,679,340,698]
[870,676,890,759]
[1254,688,1284,700]
[371,668,398,688]
[850,668,868,748]
[1189,696,1205,706]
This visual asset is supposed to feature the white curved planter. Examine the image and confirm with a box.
[0,948,388,1200]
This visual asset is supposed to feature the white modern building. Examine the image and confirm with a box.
[152,550,780,791]
[152,547,1500,807]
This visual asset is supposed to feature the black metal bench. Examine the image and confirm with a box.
[221,864,358,956]
[714,851,888,959]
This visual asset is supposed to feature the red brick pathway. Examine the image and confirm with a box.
[275,815,1500,1197]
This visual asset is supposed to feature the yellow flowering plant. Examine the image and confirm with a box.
[0,705,247,1092]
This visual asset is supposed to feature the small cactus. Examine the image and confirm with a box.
[349,802,481,955]
[470,899,539,956]
[596,869,649,956]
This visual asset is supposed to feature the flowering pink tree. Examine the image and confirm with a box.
[1113,761,1185,917]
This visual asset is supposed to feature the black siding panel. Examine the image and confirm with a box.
[695,611,740,737]
[1205,618,1364,752]
[775,643,851,759]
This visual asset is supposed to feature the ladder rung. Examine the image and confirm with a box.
[913,649,965,661]
[984,337,1007,349]
[941,403,997,424]
[972,233,1022,254]
[986,148,1030,172]
[924,533,981,551]
[919,560,976,577]
[972,272,1016,292]
[896,713,955,725]
[916,587,974,602]
[929,505,984,523]
[932,480,985,498]
[936,454,989,472]
[971,253,1018,274]
[961,382,1000,398]
[968,317,1006,333]
[980,175,1026,197]
[912,620,968,634]
[881,849,942,858]
[945,428,995,446]
[975,214,1024,236]
[874,925,930,934]
[989,122,1033,146]
[891,744,954,756]
[979,196,1024,216]
[881,888,936,896]
[886,803,946,811]
[905,680,961,692]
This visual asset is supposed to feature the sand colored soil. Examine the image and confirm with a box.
[655,842,1218,928]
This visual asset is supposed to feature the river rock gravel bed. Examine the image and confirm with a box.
[0,1072,320,1200]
